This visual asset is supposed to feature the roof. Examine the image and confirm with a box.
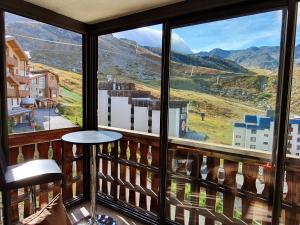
[8,107,32,117]
[24,0,182,24]
[5,35,29,61]
[30,69,59,82]
[21,98,35,105]
[289,119,300,125]
[234,114,273,130]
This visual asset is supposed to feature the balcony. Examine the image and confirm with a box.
[6,126,300,225]
[14,75,29,84]
[18,89,30,98]
[7,88,18,98]
[6,56,17,67]
[7,89,30,98]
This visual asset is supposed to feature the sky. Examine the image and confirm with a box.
[114,9,300,53]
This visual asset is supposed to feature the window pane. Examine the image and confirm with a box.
[97,25,162,217]
[5,13,82,134]
[97,25,162,133]
[167,11,282,225]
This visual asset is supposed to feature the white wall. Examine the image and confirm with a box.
[233,125,274,151]
[134,106,148,132]
[169,108,180,138]
[98,90,108,126]
[232,127,246,148]
[152,110,160,135]
[289,123,300,155]
[111,96,131,130]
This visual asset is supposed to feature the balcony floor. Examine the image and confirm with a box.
[67,202,142,225]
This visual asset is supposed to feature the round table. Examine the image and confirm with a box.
[62,130,122,225]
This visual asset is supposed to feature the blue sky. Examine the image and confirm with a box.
[115,9,300,53]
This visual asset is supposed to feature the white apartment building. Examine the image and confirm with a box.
[233,110,300,156]
[98,81,189,138]
[232,110,275,151]
[287,118,300,156]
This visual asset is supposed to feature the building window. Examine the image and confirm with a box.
[250,145,256,149]
[297,146,300,150]
[235,143,241,146]
[263,142,268,145]
[264,134,269,137]
[251,129,257,134]
[297,153,300,156]
[236,135,241,138]
[297,138,300,142]
[250,137,256,142]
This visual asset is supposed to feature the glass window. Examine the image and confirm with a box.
[167,10,282,225]
[251,129,257,134]
[5,12,83,134]
[97,25,162,134]
[250,137,256,142]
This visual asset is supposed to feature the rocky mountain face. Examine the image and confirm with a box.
[194,46,282,70]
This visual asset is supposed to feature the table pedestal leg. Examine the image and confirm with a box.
[89,145,97,225]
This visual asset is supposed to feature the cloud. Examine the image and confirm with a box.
[113,27,192,54]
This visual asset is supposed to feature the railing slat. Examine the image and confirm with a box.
[205,157,219,225]
[8,146,20,223]
[38,142,50,208]
[241,163,258,224]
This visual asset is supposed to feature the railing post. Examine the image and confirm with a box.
[241,163,258,224]
[205,157,219,225]
[223,160,238,225]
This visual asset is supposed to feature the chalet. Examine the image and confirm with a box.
[5,35,32,124]
[29,69,59,108]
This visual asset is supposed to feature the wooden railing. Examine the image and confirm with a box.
[96,126,160,222]
[14,75,29,84]
[4,125,300,225]
[7,89,29,98]
[97,126,300,225]
[7,89,18,98]
[7,127,82,223]
[18,90,30,98]
[6,56,17,67]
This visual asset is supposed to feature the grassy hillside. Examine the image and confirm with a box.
[136,80,264,145]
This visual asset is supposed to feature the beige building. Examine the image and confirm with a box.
[30,69,59,108]
[5,35,32,124]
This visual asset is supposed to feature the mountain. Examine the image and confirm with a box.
[5,16,83,73]
[144,46,250,74]
[193,46,281,70]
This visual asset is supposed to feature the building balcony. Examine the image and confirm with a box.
[18,89,30,98]
[6,126,300,225]
[6,56,17,67]
[7,88,18,98]
[14,74,29,84]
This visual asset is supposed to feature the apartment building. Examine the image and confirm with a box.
[29,69,59,108]
[232,110,275,151]
[233,110,300,156]
[98,81,189,138]
[5,35,32,124]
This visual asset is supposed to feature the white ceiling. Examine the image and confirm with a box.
[24,0,182,24]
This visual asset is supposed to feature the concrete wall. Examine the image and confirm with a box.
[111,96,131,130]
[233,123,274,151]
[134,106,148,132]
[169,108,180,138]
[152,110,160,135]
[289,123,300,155]
[98,90,108,126]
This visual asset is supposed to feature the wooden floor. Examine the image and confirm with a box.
[67,202,143,225]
